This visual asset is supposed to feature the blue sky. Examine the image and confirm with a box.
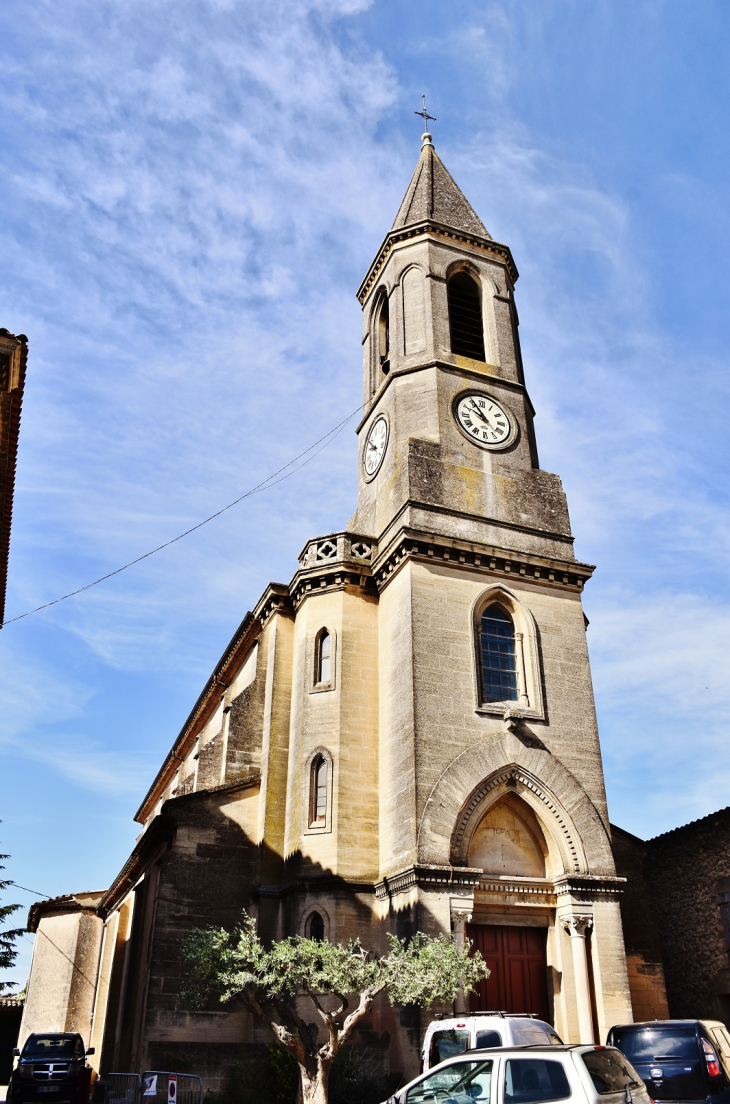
[2,0,730,987]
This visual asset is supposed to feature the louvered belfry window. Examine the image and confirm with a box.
[480,604,518,702]
[448,271,486,361]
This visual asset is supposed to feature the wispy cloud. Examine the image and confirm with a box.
[1,0,729,872]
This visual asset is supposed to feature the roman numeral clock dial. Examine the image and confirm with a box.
[454,392,516,450]
[363,414,389,479]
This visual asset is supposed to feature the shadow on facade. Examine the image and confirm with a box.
[99,784,439,1088]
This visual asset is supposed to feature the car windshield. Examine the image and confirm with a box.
[22,1037,79,1059]
[407,1059,493,1104]
[612,1027,699,1062]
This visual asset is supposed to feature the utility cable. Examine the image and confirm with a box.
[1,403,363,629]
[8,881,53,899]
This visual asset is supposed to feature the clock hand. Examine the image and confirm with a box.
[469,400,495,428]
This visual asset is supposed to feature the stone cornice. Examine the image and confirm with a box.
[355,359,536,434]
[285,532,379,614]
[375,864,483,901]
[476,876,557,904]
[372,524,593,597]
[253,582,295,624]
[255,876,376,899]
[357,221,518,305]
[252,519,593,628]
[553,874,626,899]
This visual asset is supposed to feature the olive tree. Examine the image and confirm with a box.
[181,912,487,1104]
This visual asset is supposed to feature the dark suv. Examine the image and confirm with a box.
[608,1021,730,1104]
[9,1033,95,1104]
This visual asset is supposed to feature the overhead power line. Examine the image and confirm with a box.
[2,404,363,629]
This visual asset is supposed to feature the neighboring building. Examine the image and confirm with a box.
[0,328,28,627]
[21,894,105,1044]
[0,996,24,1084]
[614,810,730,1026]
[19,133,634,1085]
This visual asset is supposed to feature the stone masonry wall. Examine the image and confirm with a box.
[645,808,730,1021]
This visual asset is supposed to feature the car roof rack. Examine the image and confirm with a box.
[433,1012,541,1020]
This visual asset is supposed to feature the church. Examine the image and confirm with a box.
[18,130,638,1085]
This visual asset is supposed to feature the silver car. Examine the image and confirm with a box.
[382,1044,651,1104]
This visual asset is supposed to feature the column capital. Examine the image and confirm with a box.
[450,906,473,931]
[561,913,593,938]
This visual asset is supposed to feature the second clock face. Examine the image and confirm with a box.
[454,392,513,449]
[363,415,388,477]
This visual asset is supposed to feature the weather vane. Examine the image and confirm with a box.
[414,93,436,132]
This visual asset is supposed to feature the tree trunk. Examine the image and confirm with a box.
[299,1057,332,1104]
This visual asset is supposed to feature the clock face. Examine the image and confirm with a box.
[454,392,513,449]
[363,415,388,478]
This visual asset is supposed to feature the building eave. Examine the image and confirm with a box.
[357,221,519,306]
[106,776,261,916]
[27,890,107,933]
[134,610,262,824]
[0,329,28,628]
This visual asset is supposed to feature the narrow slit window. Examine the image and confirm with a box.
[309,755,328,826]
[448,271,486,361]
[378,295,390,373]
[480,604,518,703]
[317,631,331,684]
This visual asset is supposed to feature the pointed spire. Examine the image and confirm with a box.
[391,138,491,240]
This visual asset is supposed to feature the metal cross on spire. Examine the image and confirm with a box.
[414,93,436,132]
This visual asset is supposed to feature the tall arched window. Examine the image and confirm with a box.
[480,604,518,703]
[307,911,325,942]
[309,754,328,827]
[316,630,331,685]
[447,271,486,361]
[378,294,390,373]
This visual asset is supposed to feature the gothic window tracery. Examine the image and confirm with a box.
[448,270,486,361]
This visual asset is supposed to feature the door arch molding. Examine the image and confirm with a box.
[416,735,615,876]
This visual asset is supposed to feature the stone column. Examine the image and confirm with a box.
[562,914,594,1043]
[515,632,530,708]
[451,903,473,1015]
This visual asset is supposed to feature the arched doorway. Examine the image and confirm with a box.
[466,794,550,1020]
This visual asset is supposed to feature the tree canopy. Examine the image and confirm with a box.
[181,912,488,1104]
[0,833,23,993]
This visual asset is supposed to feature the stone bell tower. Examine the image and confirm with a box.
[347,130,633,1044]
[350,133,570,571]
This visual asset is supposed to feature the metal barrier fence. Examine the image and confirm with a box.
[142,1072,203,1104]
[106,1073,142,1104]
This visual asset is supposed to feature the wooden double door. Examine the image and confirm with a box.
[467,923,550,1023]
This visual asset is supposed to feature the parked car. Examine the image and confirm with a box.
[608,1020,730,1104]
[9,1033,95,1104]
[383,1043,649,1104]
[423,1013,562,1071]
